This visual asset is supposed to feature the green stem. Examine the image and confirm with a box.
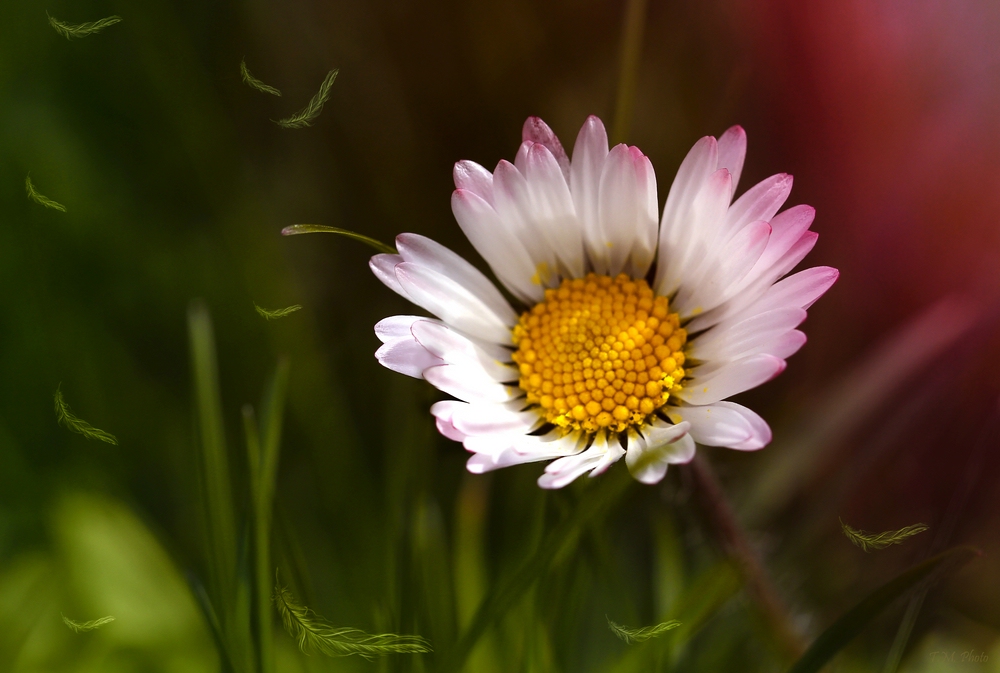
[246,358,290,673]
[611,0,649,145]
[688,454,805,661]
[436,470,631,673]
[188,301,239,647]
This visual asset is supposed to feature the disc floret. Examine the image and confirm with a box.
[512,273,687,434]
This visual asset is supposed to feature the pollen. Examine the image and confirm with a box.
[511,273,687,434]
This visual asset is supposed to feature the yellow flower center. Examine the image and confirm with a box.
[512,273,687,434]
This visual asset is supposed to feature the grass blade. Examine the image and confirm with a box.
[607,617,680,644]
[273,579,431,659]
[840,519,928,552]
[246,358,290,673]
[240,59,281,96]
[62,615,115,633]
[47,12,121,39]
[25,176,66,211]
[54,386,118,445]
[786,546,981,673]
[274,69,338,128]
[280,224,396,254]
[438,468,631,673]
[187,301,239,644]
[254,303,302,320]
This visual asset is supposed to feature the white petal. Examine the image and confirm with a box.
[423,363,518,404]
[370,254,405,296]
[598,144,639,275]
[673,218,769,317]
[702,266,837,335]
[626,421,691,484]
[587,433,627,478]
[522,116,570,181]
[692,307,807,362]
[597,144,654,276]
[451,189,542,304]
[642,419,690,451]
[410,319,515,382]
[656,166,731,299]
[766,330,807,360]
[374,337,443,378]
[374,315,425,343]
[430,402,468,441]
[684,207,820,332]
[396,234,516,324]
[453,160,495,206]
[513,141,531,173]
[538,434,624,489]
[748,266,839,316]
[717,126,747,193]
[681,354,786,406]
[669,402,771,450]
[570,116,611,273]
[753,231,819,292]
[750,205,816,278]
[395,262,514,344]
[465,432,583,472]
[445,401,540,436]
[624,431,666,484]
[722,174,792,241]
[493,159,560,285]
[629,150,659,278]
[523,143,585,278]
[655,136,719,296]
[437,416,467,441]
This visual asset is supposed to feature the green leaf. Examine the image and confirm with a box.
[254,303,302,320]
[438,468,632,673]
[786,546,980,673]
[62,614,115,633]
[25,176,66,211]
[274,69,338,128]
[607,617,681,644]
[840,519,929,552]
[240,59,281,96]
[47,12,121,39]
[245,358,290,673]
[186,302,238,643]
[273,579,431,659]
[281,224,396,254]
[54,386,118,445]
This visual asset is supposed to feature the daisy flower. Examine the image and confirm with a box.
[371,116,837,488]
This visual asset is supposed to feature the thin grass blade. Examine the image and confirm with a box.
[280,224,396,254]
[438,468,632,673]
[254,303,302,320]
[26,176,66,211]
[247,358,290,673]
[240,59,281,96]
[273,580,431,659]
[840,519,928,552]
[607,617,680,644]
[187,301,238,637]
[786,546,980,673]
[274,69,338,128]
[62,615,115,633]
[54,386,118,445]
[47,12,121,39]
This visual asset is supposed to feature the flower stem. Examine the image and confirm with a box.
[688,454,805,661]
[611,0,649,145]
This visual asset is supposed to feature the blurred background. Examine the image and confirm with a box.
[1,0,999,670]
